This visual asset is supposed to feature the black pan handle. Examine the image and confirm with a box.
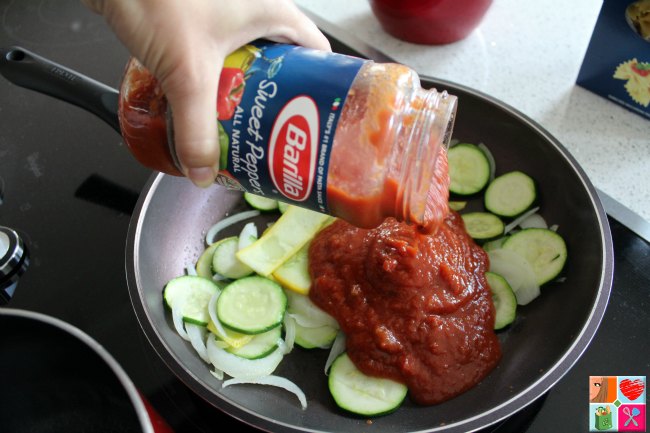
[0,46,121,133]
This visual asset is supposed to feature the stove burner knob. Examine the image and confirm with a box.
[0,226,29,305]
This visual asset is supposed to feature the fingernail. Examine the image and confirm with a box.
[187,167,216,188]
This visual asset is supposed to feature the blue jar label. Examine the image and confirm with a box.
[215,41,365,214]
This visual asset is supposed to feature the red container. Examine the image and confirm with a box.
[370,0,493,45]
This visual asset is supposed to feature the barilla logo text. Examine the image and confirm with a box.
[268,96,319,201]
[219,42,365,212]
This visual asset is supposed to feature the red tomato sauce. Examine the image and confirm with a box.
[325,64,452,233]
[118,63,182,176]
[327,145,450,234]
[308,212,501,405]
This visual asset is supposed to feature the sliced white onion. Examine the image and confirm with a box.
[324,332,346,375]
[208,291,230,339]
[186,323,210,363]
[206,334,284,378]
[504,206,540,234]
[172,304,191,341]
[210,368,224,381]
[277,339,289,355]
[518,213,548,230]
[238,222,258,250]
[282,314,296,354]
[212,273,228,282]
[213,339,230,349]
[488,248,540,305]
[206,337,225,381]
[550,224,559,232]
[222,375,307,410]
[186,264,198,276]
[205,210,261,245]
[477,142,496,181]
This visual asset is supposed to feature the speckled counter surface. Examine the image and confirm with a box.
[297,0,650,223]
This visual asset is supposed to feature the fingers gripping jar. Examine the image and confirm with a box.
[119,42,457,231]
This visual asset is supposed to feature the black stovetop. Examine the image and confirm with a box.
[1,2,648,432]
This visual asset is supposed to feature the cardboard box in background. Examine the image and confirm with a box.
[577,0,650,121]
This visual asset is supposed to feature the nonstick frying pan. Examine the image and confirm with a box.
[0,45,614,432]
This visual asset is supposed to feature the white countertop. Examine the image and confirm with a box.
[297,0,650,223]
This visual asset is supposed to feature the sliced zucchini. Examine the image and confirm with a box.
[163,275,220,326]
[502,228,567,286]
[207,318,253,348]
[278,201,290,213]
[328,353,407,417]
[216,276,287,334]
[485,272,517,330]
[285,289,339,329]
[448,143,491,195]
[448,201,467,211]
[294,323,338,349]
[236,206,331,276]
[461,212,505,241]
[482,236,508,252]
[244,192,279,212]
[488,248,540,305]
[196,238,227,278]
[272,242,311,295]
[226,326,281,359]
[484,171,536,218]
[212,236,254,279]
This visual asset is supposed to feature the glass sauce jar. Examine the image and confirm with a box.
[118,42,457,232]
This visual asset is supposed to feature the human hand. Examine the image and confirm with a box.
[82,0,330,187]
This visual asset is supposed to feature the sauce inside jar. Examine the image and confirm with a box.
[118,59,181,177]
[327,63,454,233]
[308,212,501,405]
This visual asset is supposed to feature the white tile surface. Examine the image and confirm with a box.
[297,0,650,222]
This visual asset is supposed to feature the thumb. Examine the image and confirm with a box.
[161,63,221,188]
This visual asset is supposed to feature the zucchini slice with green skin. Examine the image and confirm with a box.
[448,143,491,195]
[483,236,509,252]
[285,289,339,329]
[278,201,290,213]
[163,275,220,326]
[461,212,505,241]
[488,248,540,305]
[196,238,228,278]
[226,326,281,359]
[244,192,279,212]
[216,276,287,335]
[485,272,517,330]
[294,323,338,349]
[448,201,467,211]
[272,242,311,295]
[484,171,536,218]
[212,236,254,279]
[328,353,407,417]
[502,228,567,286]
[236,205,331,276]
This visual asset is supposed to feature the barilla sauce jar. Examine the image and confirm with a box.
[119,41,457,231]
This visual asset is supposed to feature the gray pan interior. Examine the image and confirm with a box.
[126,77,614,432]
